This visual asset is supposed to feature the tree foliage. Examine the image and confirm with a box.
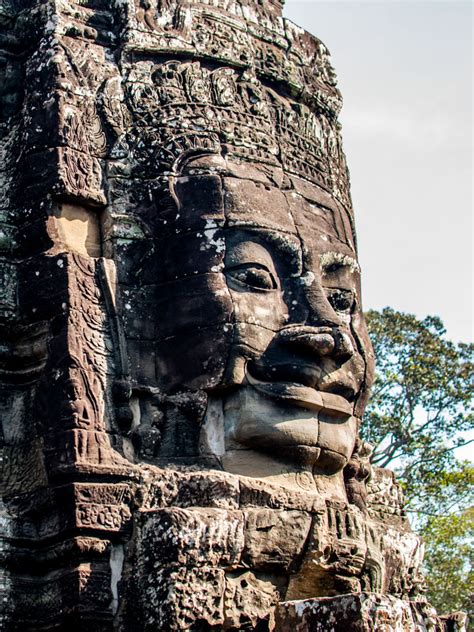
[364,308,473,617]
[423,506,473,618]
[364,308,473,499]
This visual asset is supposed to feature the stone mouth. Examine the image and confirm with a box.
[245,373,353,418]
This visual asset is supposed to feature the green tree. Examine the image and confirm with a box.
[364,308,473,616]
[423,506,473,616]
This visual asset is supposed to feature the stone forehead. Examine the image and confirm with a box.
[171,162,356,253]
[182,155,285,187]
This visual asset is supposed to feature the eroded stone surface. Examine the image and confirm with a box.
[276,594,451,632]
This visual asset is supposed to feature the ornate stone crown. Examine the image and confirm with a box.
[100,0,352,213]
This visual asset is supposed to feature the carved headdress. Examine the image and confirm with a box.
[101,0,353,226]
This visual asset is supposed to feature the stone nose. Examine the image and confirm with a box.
[278,326,354,362]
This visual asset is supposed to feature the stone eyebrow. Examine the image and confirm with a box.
[320,252,360,273]
[231,228,303,276]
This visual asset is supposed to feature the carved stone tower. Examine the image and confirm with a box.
[0,1,465,630]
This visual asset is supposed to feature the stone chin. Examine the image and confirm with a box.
[202,380,357,475]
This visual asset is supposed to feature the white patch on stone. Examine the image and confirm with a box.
[199,396,225,456]
[300,271,315,286]
[109,544,124,615]
[320,252,359,273]
[129,396,141,430]
[122,437,135,462]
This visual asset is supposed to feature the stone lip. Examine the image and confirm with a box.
[246,373,353,417]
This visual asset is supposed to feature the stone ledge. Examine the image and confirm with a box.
[275,594,466,632]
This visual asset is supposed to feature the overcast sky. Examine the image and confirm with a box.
[284,0,473,343]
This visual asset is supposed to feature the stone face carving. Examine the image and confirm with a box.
[0,1,464,630]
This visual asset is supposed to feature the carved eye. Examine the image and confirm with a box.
[326,288,354,314]
[325,263,341,274]
[226,264,277,291]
